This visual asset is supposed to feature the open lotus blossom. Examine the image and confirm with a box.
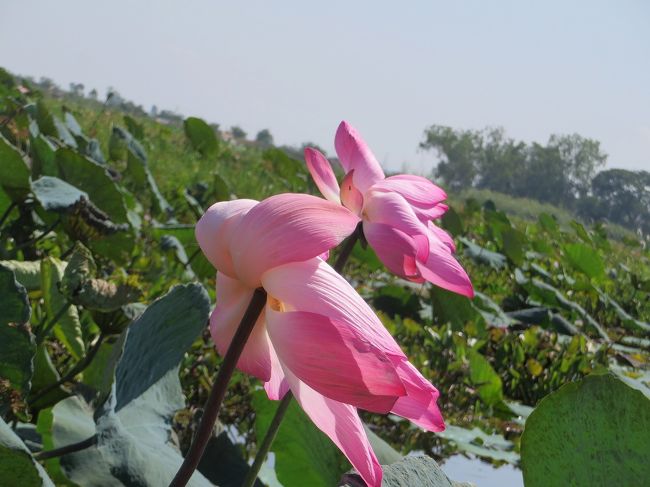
[305,121,474,297]
[196,194,446,487]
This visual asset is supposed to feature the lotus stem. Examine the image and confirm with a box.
[170,287,267,487]
[242,228,361,487]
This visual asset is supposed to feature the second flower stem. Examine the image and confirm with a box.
[243,226,361,487]
[170,287,267,487]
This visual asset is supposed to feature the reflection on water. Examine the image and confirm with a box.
[442,455,523,487]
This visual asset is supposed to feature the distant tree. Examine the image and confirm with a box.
[517,142,573,205]
[69,82,84,97]
[420,125,481,191]
[231,126,247,140]
[588,169,650,234]
[88,88,98,100]
[255,129,274,147]
[476,128,527,195]
[548,134,607,199]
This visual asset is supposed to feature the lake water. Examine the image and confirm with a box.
[442,455,523,487]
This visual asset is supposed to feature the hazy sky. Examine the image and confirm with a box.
[1,0,648,173]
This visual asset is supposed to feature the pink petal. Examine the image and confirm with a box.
[371,174,447,207]
[195,199,258,278]
[340,170,364,215]
[363,190,430,245]
[266,308,405,413]
[415,203,449,223]
[428,222,456,253]
[261,259,405,358]
[334,121,385,193]
[283,367,383,487]
[209,273,274,381]
[416,238,474,297]
[363,222,423,278]
[390,359,445,432]
[231,194,360,287]
[264,348,290,400]
[304,147,341,203]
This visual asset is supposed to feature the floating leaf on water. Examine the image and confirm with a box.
[437,425,518,464]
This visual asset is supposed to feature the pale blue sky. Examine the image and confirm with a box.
[1,0,648,173]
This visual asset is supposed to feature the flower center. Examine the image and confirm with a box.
[268,296,285,312]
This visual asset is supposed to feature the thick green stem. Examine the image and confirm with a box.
[35,435,97,460]
[241,391,293,487]
[170,287,267,487]
[36,302,72,344]
[242,228,361,487]
[0,201,17,229]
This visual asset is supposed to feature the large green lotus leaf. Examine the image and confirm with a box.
[595,288,650,333]
[0,418,55,487]
[31,176,88,212]
[537,212,559,233]
[114,283,210,411]
[184,116,219,156]
[55,148,129,224]
[252,389,347,487]
[521,373,650,486]
[440,206,464,236]
[0,133,31,201]
[30,133,58,178]
[28,344,69,411]
[35,408,75,486]
[52,368,211,486]
[0,265,35,407]
[151,224,214,280]
[458,237,507,270]
[437,425,518,464]
[196,429,264,487]
[501,228,525,266]
[467,348,503,406]
[430,286,484,332]
[34,100,57,137]
[373,284,421,320]
[570,220,593,244]
[40,258,85,360]
[564,242,605,280]
[0,260,41,291]
[55,147,135,263]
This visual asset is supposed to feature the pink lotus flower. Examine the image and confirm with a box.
[305,121,474,297]
[196,194,446,487]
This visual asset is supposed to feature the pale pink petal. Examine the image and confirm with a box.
[195,199,257,278]
[371,174,447,207]
[261,259,405,358]
[389,359,445,432]
[340,170,364,215]
[414,203,449,223]
[415,238,474,297]
[283,367,383,487]
[428,222,456,253]
[334,121,385,193]
[264,347,290,400]
[231,194,360,287]
[304,147,340,203]
[363,222,423,278]
[209,273,272,381]
[363,189,430,245]
[266,308,405,413]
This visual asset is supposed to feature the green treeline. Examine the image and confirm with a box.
[421,126,650,235]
